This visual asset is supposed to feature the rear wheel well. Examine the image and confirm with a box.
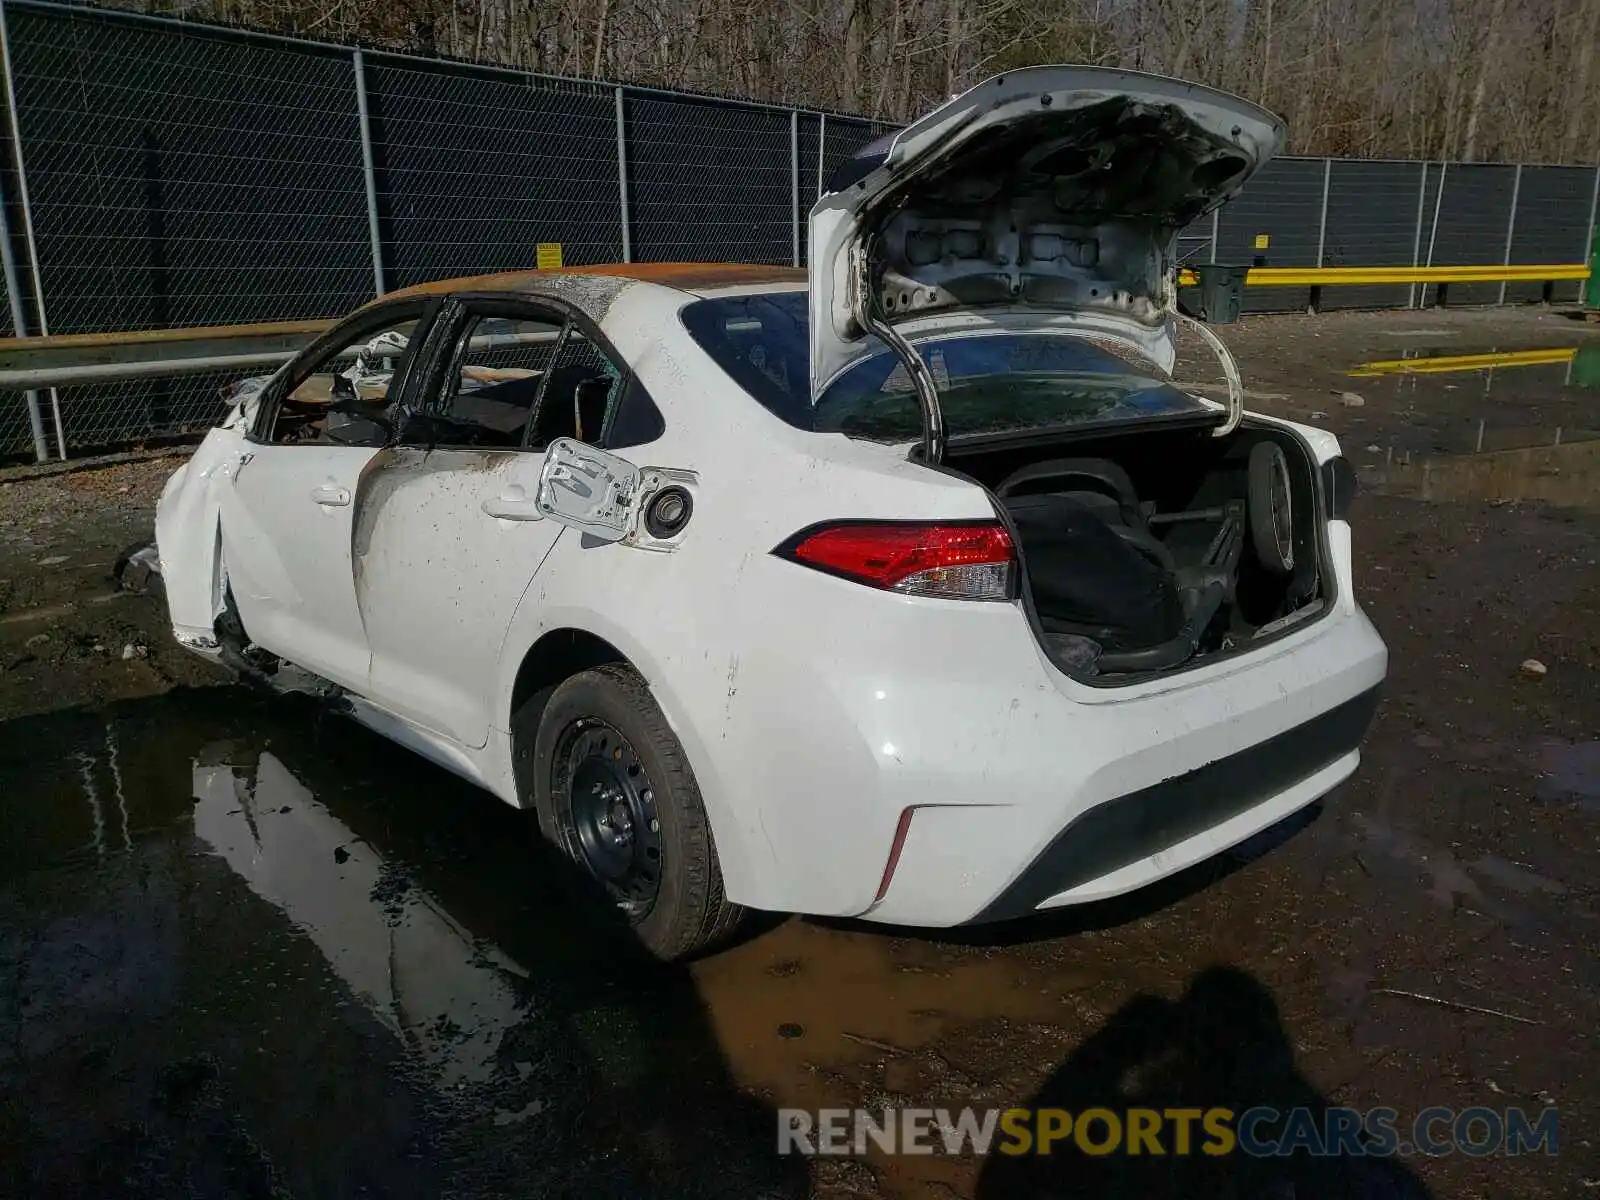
[509,629,629,791]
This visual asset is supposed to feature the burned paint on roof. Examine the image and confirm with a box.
[374,263,806,311]
[568,263,806,289]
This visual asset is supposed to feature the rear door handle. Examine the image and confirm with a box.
[311,484,351,506]
[482,484,543,522]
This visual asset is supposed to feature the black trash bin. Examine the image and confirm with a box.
[1195,263,1250,324]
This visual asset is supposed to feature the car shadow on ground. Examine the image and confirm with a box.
[0,687,804,1199]
[974,963,1435,1200]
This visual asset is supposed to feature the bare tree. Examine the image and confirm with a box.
[115,0,1600,164]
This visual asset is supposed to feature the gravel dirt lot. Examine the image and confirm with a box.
[1,306,1596,1199]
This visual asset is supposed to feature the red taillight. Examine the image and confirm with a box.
[776,521,1016,601]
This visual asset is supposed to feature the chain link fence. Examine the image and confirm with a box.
[1321,160,1424,311]
[369,59,624,288]
[0,0,1596,461]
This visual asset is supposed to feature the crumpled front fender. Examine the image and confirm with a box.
[155,423,248,645]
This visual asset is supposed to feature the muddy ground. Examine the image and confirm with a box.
[1,306,1597,1198]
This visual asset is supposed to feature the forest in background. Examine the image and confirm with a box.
[108,0,1600,163]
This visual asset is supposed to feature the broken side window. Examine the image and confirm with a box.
[420,314,564,449]
[528,330,624,450]
[270,312,424,447]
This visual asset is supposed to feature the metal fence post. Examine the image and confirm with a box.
[1422,160,1448,308]
[352,48,385,296]
[0,164,43,461]
[1209,207,1219,264]
[1583,164,1600,306]
[1315,158,1331,267]
[0,0,60,459]
[1409,163,1429,309]
[1309,157,1332,313]
[1498,162,1522,305]
[790,108,800,267]
[614,86,631,262]
[816,113,826,199]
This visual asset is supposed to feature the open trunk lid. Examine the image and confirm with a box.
[807,67,1284,456]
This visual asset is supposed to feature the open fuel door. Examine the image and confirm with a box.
[536,437,697,550]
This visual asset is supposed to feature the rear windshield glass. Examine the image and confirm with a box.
[679,291,1211,443]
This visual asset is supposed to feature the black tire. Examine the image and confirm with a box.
[1247,441,1296,575]
[519,663,745,960]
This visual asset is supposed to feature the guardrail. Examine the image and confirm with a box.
[1,260,1590,461]
[1171,261,1592,318]
[0,320,333,389]
[1175,263,1589,287]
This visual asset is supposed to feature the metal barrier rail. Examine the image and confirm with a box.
[1175,263,1589,286]
[0,320,334,390]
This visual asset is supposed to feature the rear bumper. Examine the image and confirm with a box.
[970,684,1378,922]
[839,602,1386,927]
[715,543,1387,923]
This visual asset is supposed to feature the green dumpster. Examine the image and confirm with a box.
[1572,343,1600,390]
[1196,263,1250,324]
[1587,224,1600,312]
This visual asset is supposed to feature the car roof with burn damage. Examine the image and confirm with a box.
[372,263,806,310]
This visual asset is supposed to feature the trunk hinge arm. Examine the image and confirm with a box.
[1172,308,1244,438]
[851,237,945,463]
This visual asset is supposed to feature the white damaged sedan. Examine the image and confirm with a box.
[146,67,1386,958]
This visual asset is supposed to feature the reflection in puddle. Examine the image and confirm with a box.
[0,692,806,1197]
[192,747,526,1087]
[1535,739,1600,815]
[1308,756,1588,945]
[1350,341,1598,383]
[1367,437,1600,510]
[1347,813,1570,916]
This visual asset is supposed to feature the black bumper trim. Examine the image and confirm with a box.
[971,685,1381,923]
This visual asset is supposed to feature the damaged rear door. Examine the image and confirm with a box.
[356,299,629,749]
[219,302,431,691]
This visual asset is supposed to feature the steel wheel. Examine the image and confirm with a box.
[553,717,663,915]
[522,663,747,959]
[1248,441,1296,575]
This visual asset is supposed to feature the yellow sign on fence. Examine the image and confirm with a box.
[536,242,564,269]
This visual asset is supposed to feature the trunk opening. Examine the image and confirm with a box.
[945,418,1331,685]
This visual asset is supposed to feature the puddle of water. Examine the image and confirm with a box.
[1306,752,1588,941]
[0,688,803,1197]
[1367,436,1600,510]
[1343,813,1572,915]
[694,919,1079,1095]
[191,748,526,1087]
[1349,342,1596,382]
[1534,738,1600,815]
